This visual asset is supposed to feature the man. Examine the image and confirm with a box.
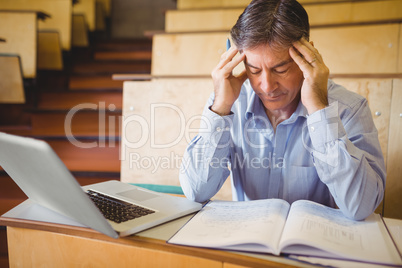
[179,0,385,220]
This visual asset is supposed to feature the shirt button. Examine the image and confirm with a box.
[225,127,230,131]
[310,126,315,132]
[216,127,222,132]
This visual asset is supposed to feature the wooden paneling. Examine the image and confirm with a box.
[176,0,345,10]
[399,25,402,73]
[37,31,63,70]
[0,55,25,103]
[384,79,402,219]
[151,32,228,76]
[152,23,401,76]
[0,0,72,50]
[0,12,37,78]
[306,0,402,26]
[351,1,402,23]
[165,9,242,33]
[2,221,305,268]
[7,227,222,268]
[332,78,392,164]
[166,1,402,33]
[310,24,399,74]
[121,79,232,200]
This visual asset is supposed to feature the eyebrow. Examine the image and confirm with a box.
[245,59,293,70]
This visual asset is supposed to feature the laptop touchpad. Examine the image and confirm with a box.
[117,189,159,202]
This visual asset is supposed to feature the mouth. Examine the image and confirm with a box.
[265,92,285,101]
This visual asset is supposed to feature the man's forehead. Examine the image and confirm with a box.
[244,54,293,69]
[243,44,292,67]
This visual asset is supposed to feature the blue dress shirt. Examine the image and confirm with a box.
[179,79,386,220]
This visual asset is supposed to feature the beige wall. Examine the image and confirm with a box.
[111,0,176,38]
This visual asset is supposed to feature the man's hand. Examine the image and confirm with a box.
[211,46,248,116]
[289,38,329,115]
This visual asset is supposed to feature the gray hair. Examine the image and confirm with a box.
[230,0,310,51]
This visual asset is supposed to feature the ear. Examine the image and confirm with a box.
[310,41,315,47]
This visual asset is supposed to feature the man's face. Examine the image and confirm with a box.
[243,44,304,115]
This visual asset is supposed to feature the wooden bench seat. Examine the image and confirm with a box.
[0,11,37,78]
[176,0,349,10]
[37,31,64,70]
[72,14,89,47]
[0,0,72,51]
[0,54,25,103]
[166,0,402,33]
[73,0,96,32]
[151,23,402,77]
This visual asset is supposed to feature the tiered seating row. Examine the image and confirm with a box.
[0,0,111,103]
[166,0,402,32]
[151,23,402,77]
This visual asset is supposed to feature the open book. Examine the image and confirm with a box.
[168,199,402,266]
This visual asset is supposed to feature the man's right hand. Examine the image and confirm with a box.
[210,46,248,116]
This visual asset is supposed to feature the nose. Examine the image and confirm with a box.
[259,71,277,94]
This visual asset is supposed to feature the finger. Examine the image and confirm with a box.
[222,52,246,74]
[216,46,240,70]
[289,46,311,73]
[302,39,324,63]
[292,38,319,64]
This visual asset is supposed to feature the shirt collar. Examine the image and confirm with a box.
[284,100,308,124]
[245,86,308,123]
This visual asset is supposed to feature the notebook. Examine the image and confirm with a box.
[0,132,202,238]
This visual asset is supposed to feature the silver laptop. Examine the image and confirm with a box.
[0,132,202,238]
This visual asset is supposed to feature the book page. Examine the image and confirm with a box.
[169,199,290,254]
[279,200,402,265]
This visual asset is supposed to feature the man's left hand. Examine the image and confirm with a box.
[289,38,329,115]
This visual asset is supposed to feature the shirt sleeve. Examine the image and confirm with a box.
[306,100,386,220]
[179,97,234,203]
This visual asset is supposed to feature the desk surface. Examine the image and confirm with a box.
[1,201,402,268]
[0,215,309,268]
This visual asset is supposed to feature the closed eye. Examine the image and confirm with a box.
[250,69,261,75]
[274,68,288,74]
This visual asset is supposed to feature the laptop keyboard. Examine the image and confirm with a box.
[87,190,155,224]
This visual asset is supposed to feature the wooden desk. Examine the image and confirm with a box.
[0,213,308,267]
[1,199,402,267]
